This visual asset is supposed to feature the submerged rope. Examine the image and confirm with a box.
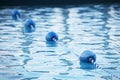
[46,32,120,80]
[90,59,120,80]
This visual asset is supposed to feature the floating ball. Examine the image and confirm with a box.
[80,50,96,63]
[24,19,36,33]
[12,9,21,20]
[46,31,58,42]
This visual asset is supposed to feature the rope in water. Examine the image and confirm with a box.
[90,58,120,80]
[46,27,120,80]
[56,39,120,80]
[12,8,120,78]
[51,35,120,80]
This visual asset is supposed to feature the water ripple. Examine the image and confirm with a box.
[0,4,120,80]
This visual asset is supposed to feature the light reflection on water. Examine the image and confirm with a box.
[0,4,120,80]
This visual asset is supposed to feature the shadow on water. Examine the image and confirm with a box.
[95,5,111,50]
[21,33,33,54]
[59,58,73,66]
[80,62,96,70]
[62,8,69,35]
[59,8,73,46]
[46,41,58,47]
[20,33,34,73]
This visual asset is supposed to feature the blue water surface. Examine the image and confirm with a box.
[0,4,120,80]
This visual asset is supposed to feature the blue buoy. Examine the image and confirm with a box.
[80,50,96,63]
[24,19,36,33]
[46,31,58,42]
[80,50,120,79]
[12,9,21,20]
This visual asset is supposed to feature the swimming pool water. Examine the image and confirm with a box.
[0,4,120,80]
